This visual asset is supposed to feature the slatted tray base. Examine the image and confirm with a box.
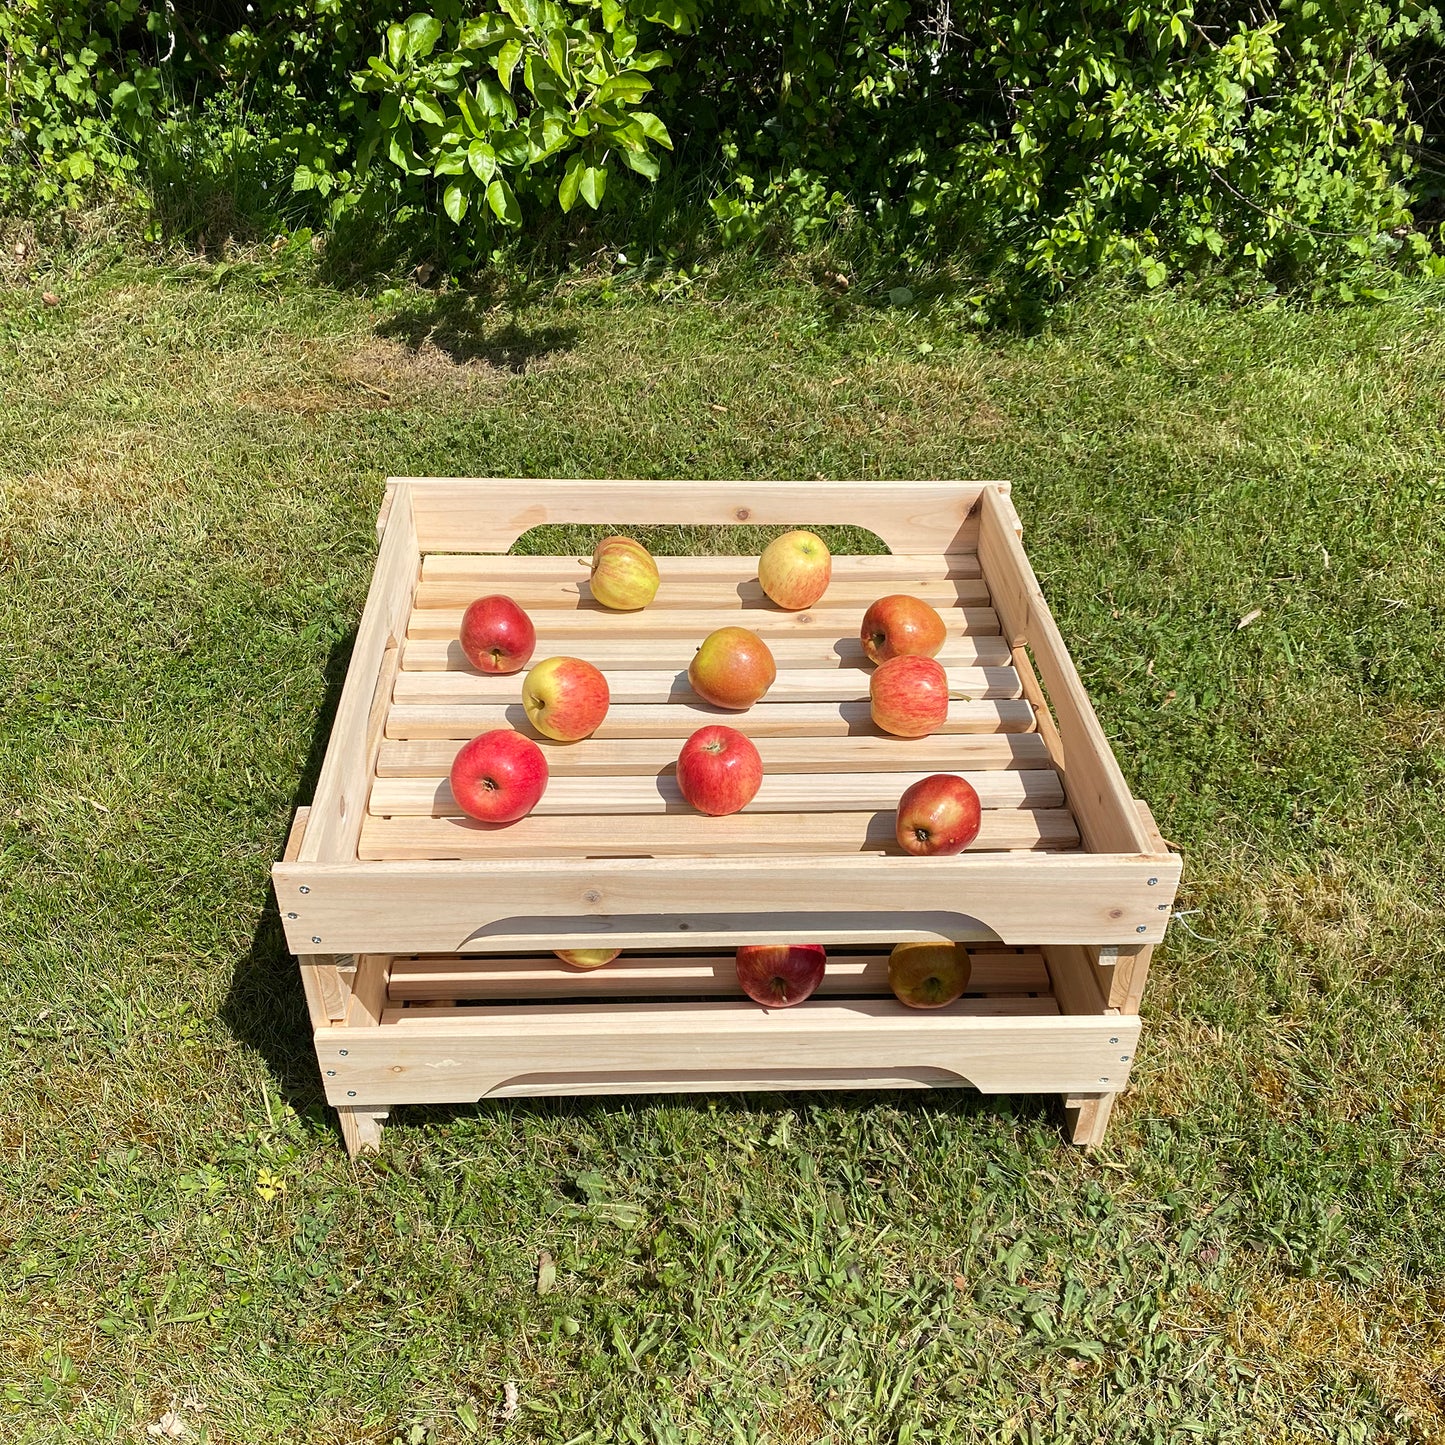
[362,550,1081,862]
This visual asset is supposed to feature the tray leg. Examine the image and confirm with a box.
[1062,1092,1116,1148]
[337,1104,389,1157]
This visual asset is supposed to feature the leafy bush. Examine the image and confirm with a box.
[3,0,1443,305]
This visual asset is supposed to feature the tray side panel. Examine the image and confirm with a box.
[399,478,1006,554]
[297,486,421,863]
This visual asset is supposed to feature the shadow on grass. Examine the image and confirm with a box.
[220,628,358,1135]
[374,290,578,371]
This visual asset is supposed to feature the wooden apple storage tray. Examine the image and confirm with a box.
[274,479,1181,1156]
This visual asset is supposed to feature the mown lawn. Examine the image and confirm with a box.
[2,255,1443,1444]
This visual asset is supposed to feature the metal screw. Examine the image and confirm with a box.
[1120,1055,1130,1062]
[312,936,322,944]
[326,1070,336,1077]
[347,1091,357,1098]
[1109,1036,1119,1044]
[1147,877,1158,886]
[1099,1077,1110,1084]
[1159,904,1168,910]
[287,912,297,920]
[299,886,310,894]
[1136,925,1148,934]
[338,1049,348,1057]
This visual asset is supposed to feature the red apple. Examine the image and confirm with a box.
[449,730,548,823]
[555,948,621,970]
[676,725,763,815]
[735,944,827,1008]
[758,530,831,610]
[590,535,659,610]
[895,773,982,855]
[459,594,536,675]
[870,655,950,737]
[688,626,777,709]
[860,594,946,665]
[888,942,972,1008]
[522,656,610,741]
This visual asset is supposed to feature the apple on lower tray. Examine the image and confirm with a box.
[555,949,621,970]
[735,944,827,1007]
[888,942,972,1008]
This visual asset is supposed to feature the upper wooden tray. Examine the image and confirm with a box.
[274,480,1179,955]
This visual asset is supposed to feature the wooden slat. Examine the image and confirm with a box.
[412,575,991,611]
[421,552,983,583]
[399,478,1005,554]
[401,633,1015,672]
[391,665,1021,707]
[319,1000,1139,1106]
[369,768,1066,818]
[275,851,1180,955]
[979,488,1154,857]
[284,808,349,1025]
[384,698,1037,740]
[357,807,1080,860]
[299,488,419,861]
[377,731,1056,778]
[407,604,1002,640]
[388,948,1051,1000]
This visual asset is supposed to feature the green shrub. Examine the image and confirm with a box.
[3,0,1442,305]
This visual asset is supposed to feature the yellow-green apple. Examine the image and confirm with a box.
[449,730,548,823]
[460,593,536,674]
[758,530,831,610]
[688,626,777,709]
[676,725,763,815]
[555,948,621,970]
[895,773,982,855]
[860,593,946,665]
[888,941,972,1009]
[590,535,660,610]
[735,944,827,1007]
[870,655,949,737]
[523,656,610,741]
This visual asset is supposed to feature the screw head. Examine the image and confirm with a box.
[1147,877,1158,886]
[287,912,297,920]
[1099,1077,1110,1084]
[326,1070,336,1077]
[1120,1055,1130,1062]
[347,1091,357,1098]
[299,885,310,894]
[1136,925,1148,933]
[338,1049,348,1057]
[1109,1036,1119,1044]
[311,936,322,944]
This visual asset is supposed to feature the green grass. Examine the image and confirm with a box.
[2,255,1444,1444]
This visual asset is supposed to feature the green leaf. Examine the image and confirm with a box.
[493,130,530,165]
[467,139,497,182]
[578,163,606,209]
[433,147,468,176]
[597,71,651,104]
[620,147,660,180]
[626,50,674,72]
[630,110,673,148]
[558,152,584,212]
[411,93,447,127]
[443,180,469,223]
[476,77,516,120]
[546,28,573,86]
[486,175,522,225]
[457,89,486,136]
[387,119,415,172]
[386,22,407,70]
[495,38,523,92]
[405,14,443,59]
[601,0,623,30]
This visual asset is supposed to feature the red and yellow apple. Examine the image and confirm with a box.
[449,730,548,823]
[522,656,610,741]
[895,773,982,855]
[676,725,763,815]
[688,626,777,709]
[555,948,621,970]
[758,530,831,610]
[860,593,946,665]
[870,655,949,737]
[459,593,536,675]
[888,942,971,1009]
[590,535,660,610]
[735,944,827,1007]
